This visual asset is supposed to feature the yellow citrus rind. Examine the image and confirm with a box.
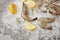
[25,21,36,31]
[9,3,17,14]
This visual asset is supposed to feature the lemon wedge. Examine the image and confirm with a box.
[21,0,27,2]
[25,21,36,31]
[9,3,17,14]
[28,1,35,8]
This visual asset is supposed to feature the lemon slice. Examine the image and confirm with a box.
[9,3,17,14]
[28,1,35,8]
[25,21,36,31]
[21,0,27,2]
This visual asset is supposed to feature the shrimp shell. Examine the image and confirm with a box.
[39,18,55,30]
[21,3,37,22]
[36,0,45,8]
[48,0,59,3]
[46,3,60,15]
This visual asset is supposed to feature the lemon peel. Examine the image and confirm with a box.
[9,3,17,14]
[25,21,36,31]
[28,1,35,8]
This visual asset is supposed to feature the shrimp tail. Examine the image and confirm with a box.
[33,17,37,21]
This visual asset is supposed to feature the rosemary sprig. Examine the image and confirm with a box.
[45,6,51,10]
[31,7,35,15]
[16,18,21,24]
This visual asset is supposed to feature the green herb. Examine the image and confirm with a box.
[31,8,34,15]
[16,18,21,24]
[45,6,51,10]
[32,8,33,13]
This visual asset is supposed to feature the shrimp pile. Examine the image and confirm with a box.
[21,0,60,30]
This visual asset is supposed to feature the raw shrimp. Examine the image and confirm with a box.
[36,0,58,8]
[36,0,45,8]
[48,0,59,3]
[46,3,60,15]
[39,18,55,30]
[21,3,37,22]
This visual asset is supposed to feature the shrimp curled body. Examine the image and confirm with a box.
[21,3,37,22]
[39,18,55,30]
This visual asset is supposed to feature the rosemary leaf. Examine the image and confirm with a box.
[16,18,21,24]
[45,6,51,10]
